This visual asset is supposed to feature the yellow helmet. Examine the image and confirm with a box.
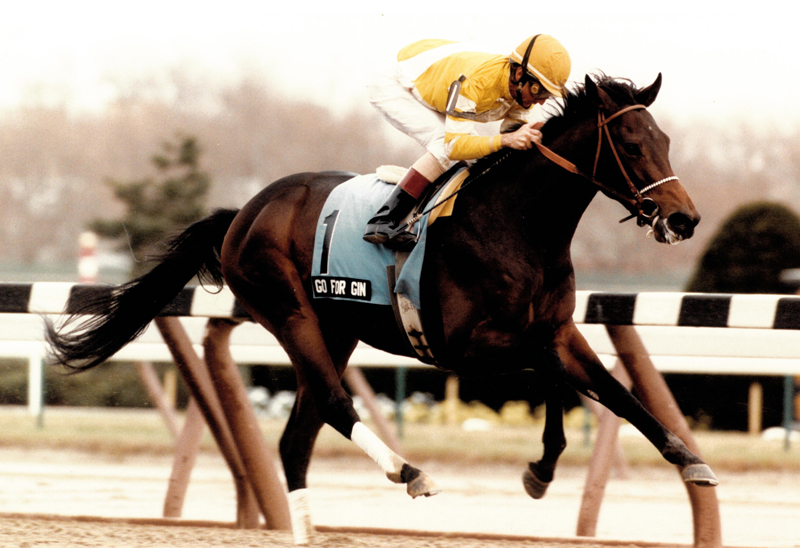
[510,34,571,97]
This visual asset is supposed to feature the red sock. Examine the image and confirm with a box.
[398,169,432,199]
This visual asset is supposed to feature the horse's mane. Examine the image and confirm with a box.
[468,73,642,174]
[544,72,641,135]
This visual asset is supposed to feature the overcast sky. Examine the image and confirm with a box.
[0,1,796,131]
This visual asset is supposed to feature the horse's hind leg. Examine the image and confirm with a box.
[228,281,438,544]
[275,326,438,544]
[278,333,363,544]
[523,348,567,499]
[280,330,356,493]
[271,314,439,498]
[280,386,325,545]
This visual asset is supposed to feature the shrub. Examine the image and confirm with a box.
[686,201,800,294]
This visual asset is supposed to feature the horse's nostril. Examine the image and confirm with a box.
[668,212,698,237]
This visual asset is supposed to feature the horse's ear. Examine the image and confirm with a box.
[635,73,663,107]
[585,74,616,111]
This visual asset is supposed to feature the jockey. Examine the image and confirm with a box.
[364,34,571,247]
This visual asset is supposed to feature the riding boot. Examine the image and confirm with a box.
[363,168,432,247]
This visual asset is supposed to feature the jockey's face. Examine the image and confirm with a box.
[510,66,552,108]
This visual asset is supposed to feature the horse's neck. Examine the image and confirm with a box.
[453,120,599,256]
[535,122,601,238]
[508,135,599,250]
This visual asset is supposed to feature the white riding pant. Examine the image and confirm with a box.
[368,73,457,171]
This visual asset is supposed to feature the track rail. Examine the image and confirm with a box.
[6,281,800,331]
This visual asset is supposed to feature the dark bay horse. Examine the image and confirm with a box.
[47,73,716,543]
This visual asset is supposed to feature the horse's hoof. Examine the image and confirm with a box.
[681,463,719,486]
[522,465,551,499]
[407,471,441,498]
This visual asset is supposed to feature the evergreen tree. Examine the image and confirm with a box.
[685,201,800,294]
[90,136,210,277]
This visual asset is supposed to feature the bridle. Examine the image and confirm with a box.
[392,100,679,238]
[535,103,678,226]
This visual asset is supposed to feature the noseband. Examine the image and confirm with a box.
[535,104,678,226]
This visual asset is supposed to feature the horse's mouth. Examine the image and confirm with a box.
[645,209,699,245]
[648,216,684,245]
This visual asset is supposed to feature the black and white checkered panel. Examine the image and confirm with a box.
[3,283,800,329]
[574,291,800,329]
[0,282,250,319]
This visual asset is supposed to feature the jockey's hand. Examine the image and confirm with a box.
[500,122,544,150]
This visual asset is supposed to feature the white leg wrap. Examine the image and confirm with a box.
[287,488,313,545]
[350,422,407,483]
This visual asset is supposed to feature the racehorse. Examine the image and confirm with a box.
[47,73,716,543]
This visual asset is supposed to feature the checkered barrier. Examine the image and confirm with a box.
[7,282,800,330]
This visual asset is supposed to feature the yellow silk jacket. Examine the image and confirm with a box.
[397,39,534,161]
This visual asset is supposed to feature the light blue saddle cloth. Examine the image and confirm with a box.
[310,173,442,309]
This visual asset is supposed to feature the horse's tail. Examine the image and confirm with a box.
[46,208,240,372]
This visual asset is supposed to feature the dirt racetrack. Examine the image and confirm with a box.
[0,514,668,548]
[1,443,799,548]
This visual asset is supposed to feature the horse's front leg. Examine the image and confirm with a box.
[523,346,567,499]
[556,322,718,486]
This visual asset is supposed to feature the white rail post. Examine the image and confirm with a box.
[27,345,45,427]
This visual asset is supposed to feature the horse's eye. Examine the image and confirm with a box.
[623,143,641,157]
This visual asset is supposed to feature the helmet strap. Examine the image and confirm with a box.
[520,34,540,76]
[512,34,540,107]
